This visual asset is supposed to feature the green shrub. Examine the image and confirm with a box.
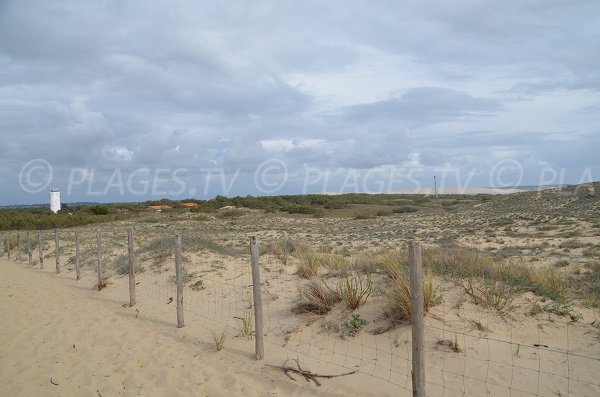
[281,205,317,214]
[342,313,368,336]
[559,240,585,249]
[543,301,582,321]
[376,209,393,217]
[190,279,205,291]
[393,206,419,214]
[554,259,569,268]
[216,209,246,218]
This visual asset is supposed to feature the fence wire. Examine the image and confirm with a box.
[2,228,599,397]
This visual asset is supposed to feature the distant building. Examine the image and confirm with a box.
[181,202,199,208]
[148,205,172,212]
[50,188,61,213]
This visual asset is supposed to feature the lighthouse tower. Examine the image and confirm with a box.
[50,188,61,213]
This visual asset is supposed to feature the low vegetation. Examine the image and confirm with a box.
[235,311,254,339]
[296,278,341,314]
[210,328,228,351]
[379,250,439,322]
[3,183,598,346]
[464,279,515,312]
[337,274,372,310]
[342,313,368,336]
[0,205,140,230]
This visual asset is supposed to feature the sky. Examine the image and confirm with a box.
[1,0,599,205]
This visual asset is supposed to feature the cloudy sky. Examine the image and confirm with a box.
[1,0,599,205]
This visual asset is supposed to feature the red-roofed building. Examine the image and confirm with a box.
[181,202,199,208]
[148,205,172,211]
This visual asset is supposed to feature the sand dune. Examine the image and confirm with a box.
[0,259,399,397]
[2,186,599,397]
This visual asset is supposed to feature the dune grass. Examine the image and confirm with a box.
[337,274,372,310]
[296,247,321,278]
[210,327,228,351]
[418,247,566,301]
[380,250,439,322]
[296,277,341,314]
[235,311,254,339]
[464,279,515,311]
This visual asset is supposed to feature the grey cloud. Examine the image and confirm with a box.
[0,0,598,204]
[344,88,500,125]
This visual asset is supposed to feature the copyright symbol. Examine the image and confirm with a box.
[489,159,523,191]
[254,159,288,194]
[19,159,53,193]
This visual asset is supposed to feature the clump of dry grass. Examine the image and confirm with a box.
[436,334,461,353]
[321,253,351,275]
[536,267,565,300]
[337,274,372,310]
[296,247,321,278]
[294,246,352,277]
[234,311,254,339]
[261,239,304,266]
[463,279,515,312]
[382,269,411,322]
[295,278,341,314]
[382,270,439,322]
[423,271,437,312]
[423,247,567,301]
[210,327,228,351]
[351,253,381,273]
[380,249,438,322]
[424,247,497,279]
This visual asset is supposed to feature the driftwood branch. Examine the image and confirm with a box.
[268,358,356,386]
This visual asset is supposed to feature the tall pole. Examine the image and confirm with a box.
[434,175,438,199]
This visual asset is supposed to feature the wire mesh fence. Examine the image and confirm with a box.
[2,227,599,396]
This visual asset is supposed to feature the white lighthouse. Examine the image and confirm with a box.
[50,188,61,213]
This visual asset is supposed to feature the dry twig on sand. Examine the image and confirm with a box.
[268,358,356,386]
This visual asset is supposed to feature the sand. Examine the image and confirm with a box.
[2,211,599,397]
[0,259,387,397]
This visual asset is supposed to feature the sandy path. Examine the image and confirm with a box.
[0,259,381,397]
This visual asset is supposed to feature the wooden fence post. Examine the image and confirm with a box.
[38,231,44,269]
[16,233,21,261]
[250,236,264,360]
[409,244,426,397]
[27,232,32,266]
[75,230,81,280]
[96,229,104,290]
[54,229,60,274]
[7,234,10,260]
[128,228,136,307]
[175,232,184,328]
